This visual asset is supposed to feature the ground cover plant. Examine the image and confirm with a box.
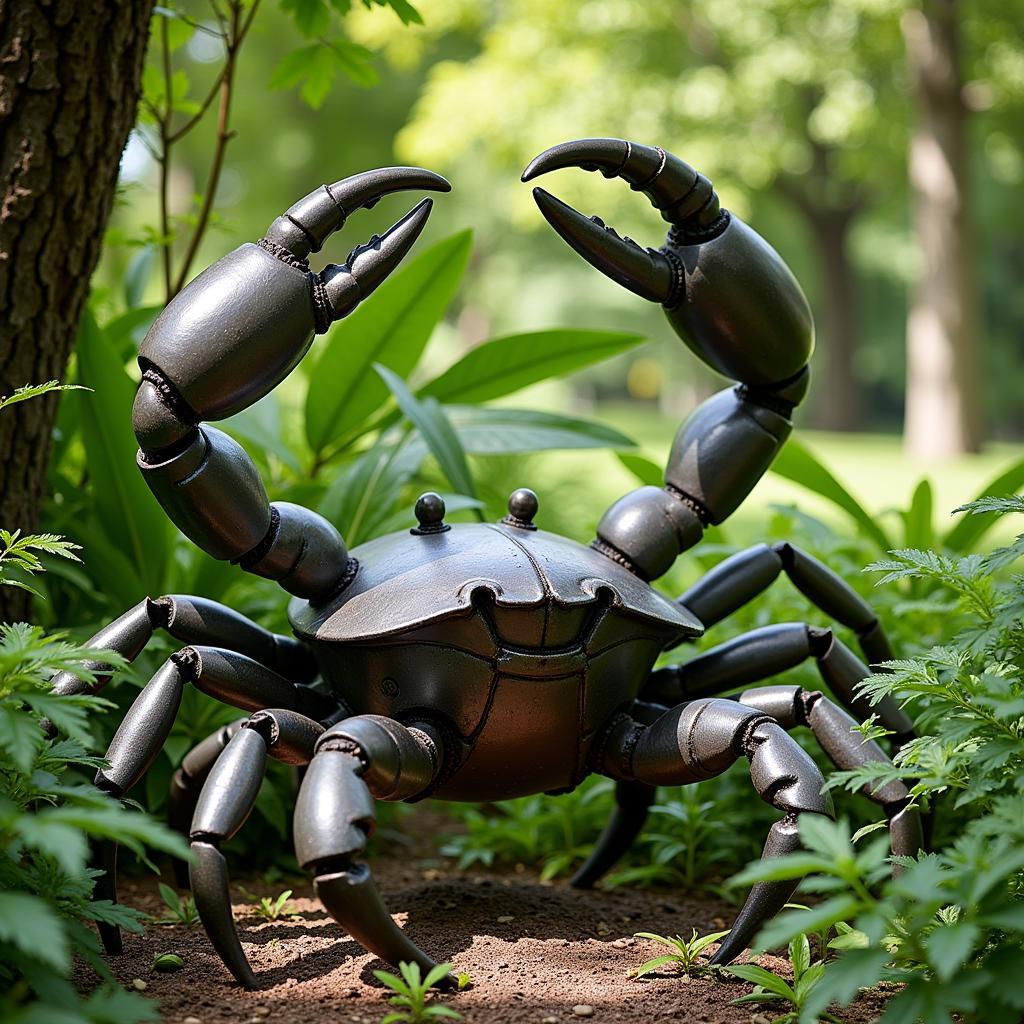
[727,495,1024,1023]
[0,387,188,1022]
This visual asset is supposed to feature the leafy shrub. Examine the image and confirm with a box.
[732,496,1024,1024]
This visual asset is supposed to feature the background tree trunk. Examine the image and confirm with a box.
[902,0,981,458]
[0,0,153,621]
[807,207,861,432]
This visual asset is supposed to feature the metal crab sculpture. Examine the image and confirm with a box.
[54,139,921,989]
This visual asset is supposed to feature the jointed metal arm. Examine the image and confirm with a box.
[131,170,448,601]
[524,139,814,581]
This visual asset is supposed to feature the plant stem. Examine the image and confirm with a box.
[159,15,173,301]
[171,1,250,297]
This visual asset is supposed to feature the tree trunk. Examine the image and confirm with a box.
[902,0,981,458]
[807,207,861,432]
[0,0,153,621]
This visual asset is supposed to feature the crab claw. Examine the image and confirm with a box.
[265,166,451,259]
[523,138,722,232]
[523,137,729,306]
[319,196,434,322]
[529,187,678,305]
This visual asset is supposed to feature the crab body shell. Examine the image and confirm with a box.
[289,521,702,800]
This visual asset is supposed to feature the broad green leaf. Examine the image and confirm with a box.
[75,306,170,597]
[419,329,646,405]
[0,892,69,972]
[441,406,635,454]
[223,393,302,473]
[902,477,933,549]
[770,438,891,551]
[124,246,156,308]
[632,954,681,978]
[375,365,476,503]
[305,230,472,454]
[943,455,1024,552]
[318,439,425,545]
[755,897,861,955]
[925,921,980,982]
[616,451,663,487]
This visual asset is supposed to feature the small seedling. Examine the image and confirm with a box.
[630,928,730,978]
[152,952,185,973]
[725,933,842,1024]
[372,960,461,1023]
[154,883,200,928]
[252,889,298,921]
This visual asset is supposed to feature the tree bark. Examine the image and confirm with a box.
[0,0,153,621]
[807,207,861,432]
[902,0,981,458]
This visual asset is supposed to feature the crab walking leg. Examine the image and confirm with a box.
[92,647,320,954]
[167,720,247,886]
[294,715,452,983]
[50,594,316,697]
[524,139,814,582]
[644,622,913,743]
[132,169,448,600]
[596,697,834,966]
[188,709,323,989]
[736,685,922,857]
[569,779,655,889]
[678,543,918,738]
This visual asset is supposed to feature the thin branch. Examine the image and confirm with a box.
[159,15,174,301]
[166,61,229,143]
[171,0,257,296]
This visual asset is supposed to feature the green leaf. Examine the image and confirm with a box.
[420,329,645,405]
[903,477,933,549]
[616,451,663,487]
[632,954,682,978]
[0,893,69,972]
[755,897,861,954]
[317,439,425,545]
[790,932,811,980]
[442,406,635,454]
[281,0,330,36]
[423,961,454,989]
[925,921,980,982]
[943,455,1024,551]
[724,962,795,999]
[305,230,472,454]
[770,438,891,551]
[0,380,88,413]
[75,305,170,597]
[124,245,156,308]
[375,366,476,502]
[222,393,302,473]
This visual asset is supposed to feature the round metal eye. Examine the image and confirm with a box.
[503,487,539,530]
[411,491,449,534]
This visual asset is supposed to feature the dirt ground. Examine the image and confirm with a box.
[88,809,892,1024]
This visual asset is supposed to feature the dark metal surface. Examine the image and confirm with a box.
[62,147,925,980]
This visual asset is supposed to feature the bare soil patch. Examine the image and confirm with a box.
[87,808,891,1023]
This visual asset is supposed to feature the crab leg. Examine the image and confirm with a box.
[294,716,453,984]
[596,697,834,965]
[189,709,324,989]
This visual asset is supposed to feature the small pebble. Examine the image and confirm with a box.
[183,1018,201,1024]
[573,1006,594,1017]
[497,915,515,923]
[131,978,147,992]
[713,916,726,928]
[254,1009,270,1019]
[751,1015,771,1024]
[611,939,628,949]
[542,1018,558,1024]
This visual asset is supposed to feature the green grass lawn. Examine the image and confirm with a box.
[498,392,1024,554]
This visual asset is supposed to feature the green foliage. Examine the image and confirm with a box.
[726,932,842,1024]
[770,439,1024,556]
[0,529,81,596]
[731,497,1024,1024]
[251,889,298,921]
[630,928,729,979]
[154,883,199,928]
[372,961,461,1024]
[0,381,88,413]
